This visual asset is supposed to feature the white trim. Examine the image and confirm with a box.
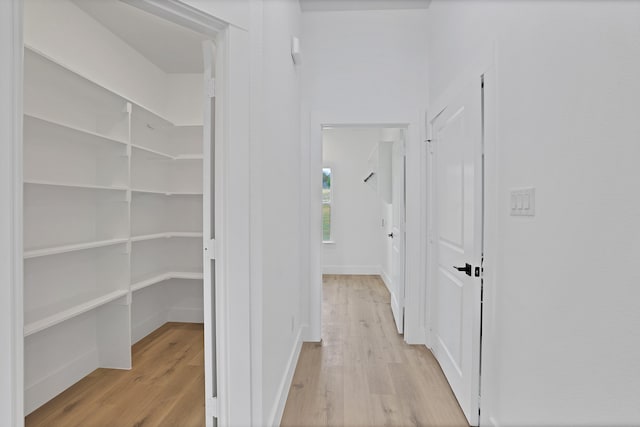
[1,0,24,424]
[322,265,381,275]
[167,306,205,323]
[425,42,497,427]
[131,311,167,345]
[215,25,253,427]
[308,110,427,345]
[25,349,98,415]
[380,268,404,333]
[267,325,306,427]
[121,0,227,35]
[380,268,393,294]
[248,0,265,423]
[201,36,218,427]
[479,61,499,427]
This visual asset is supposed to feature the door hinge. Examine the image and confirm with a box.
[206,396,218,419]
[426,139,434,154]
[206,78,216,98]
[205,238,216,259]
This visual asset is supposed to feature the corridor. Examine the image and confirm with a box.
[281,275,468,427]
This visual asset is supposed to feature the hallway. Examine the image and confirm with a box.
[281,275,468,427]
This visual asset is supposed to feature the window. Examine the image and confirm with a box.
[322,167,333,242]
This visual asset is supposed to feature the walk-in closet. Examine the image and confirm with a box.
[22,0,214,423]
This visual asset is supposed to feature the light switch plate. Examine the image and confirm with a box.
[510,187,535,216]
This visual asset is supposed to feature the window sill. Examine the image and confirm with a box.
[323,240,336,245]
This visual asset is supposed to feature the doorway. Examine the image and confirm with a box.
[19,1,223,426]
[427,75,485,426]
[319,125,406,335]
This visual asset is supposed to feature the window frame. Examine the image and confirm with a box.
[322,166,335,244]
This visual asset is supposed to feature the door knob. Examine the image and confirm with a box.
[387,232,394,238]
[453,263,472,276]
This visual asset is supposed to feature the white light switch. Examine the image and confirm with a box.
[510,187,535,216]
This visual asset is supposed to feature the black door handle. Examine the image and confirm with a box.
[387,232,394,238]
[453,263,472,276]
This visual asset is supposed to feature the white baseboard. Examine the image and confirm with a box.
[390,290,403,334]
[301,322,319,343]
[25,349,98,415]
[268,324,305,427]
[380,269,392,294]
[167,307,204,323]
[322,265,381,275]
[131,311,167,345]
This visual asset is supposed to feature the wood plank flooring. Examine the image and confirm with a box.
[26,322,204,427]
[281,275,469,427]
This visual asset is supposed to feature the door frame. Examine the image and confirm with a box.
[3,1,255,426]
[425,43,496,425]
[307,109,427,345]
[1,1,24,425]
[389,133,407,334]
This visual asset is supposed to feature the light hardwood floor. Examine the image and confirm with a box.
[26,322,205,427]
[281,275,469,427]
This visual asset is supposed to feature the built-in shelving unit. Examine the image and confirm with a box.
[24,237,130,259]
[23,46,204,415]
[131,271,204,292]
[24,289,130,337]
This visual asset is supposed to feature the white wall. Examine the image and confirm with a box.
[322,128,385,274]
[24,0,169,118]
[181,0,250,30]
[0,1,23,425]
[301,8,429,343]
[302,9,428,113]
[428,1,640,425]
[24,0,204,126]
[259,0,304,425]
[165,73,204,125]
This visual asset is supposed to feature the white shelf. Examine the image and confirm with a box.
[131,271,204,292]
[131,144,204,162]
[131,232,203,242]
[24,289,129,337]
[24,114,129,147]
[25,45,168,128]
[131,144,174,160]
[24,179,128,192]
[24,238,128,259]
[175,154,204,160]
[131,188,203,196]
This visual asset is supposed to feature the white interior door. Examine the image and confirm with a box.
[202,40,217,427]
[390,135,406,334]
[431,79,483,426]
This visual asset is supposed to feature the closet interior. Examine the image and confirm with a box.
[22,0,211,416]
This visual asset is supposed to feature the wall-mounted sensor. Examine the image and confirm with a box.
[291,36,302,65]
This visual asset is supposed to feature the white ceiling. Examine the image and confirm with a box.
[300,0,431,12]
[72,0,208,74]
